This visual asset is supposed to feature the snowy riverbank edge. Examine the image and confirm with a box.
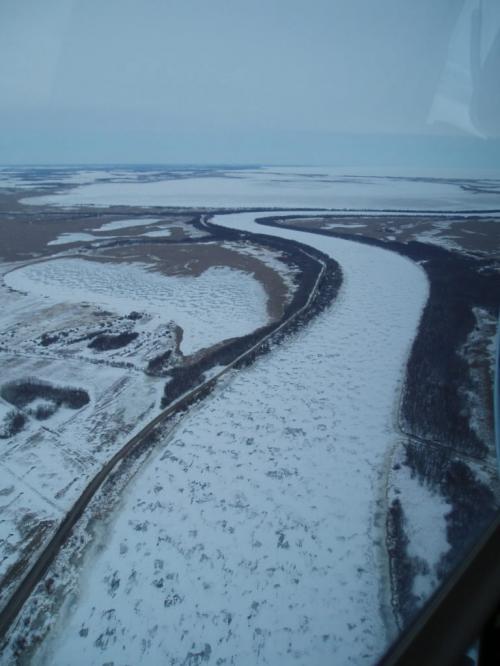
[256,213,500,629]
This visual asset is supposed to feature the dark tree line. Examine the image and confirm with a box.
[88,331,138,351]
[146,350,172,377]
[0,410,27,439]
[261,216,499,459]
[1,379,89,411]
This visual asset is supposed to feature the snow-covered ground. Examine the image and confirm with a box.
[0,167,169,190]
[4,259,269,357]
[0,225,298,614]
[0,352,165,608]
[47,232,103,246]
[21,167,500,211]
[387,453,451,605]
[47,218,208,246]
[95,217,162,232]
[35,211,429,665]
[0,169,114,190]
[413,219,465,252]
[140,228,172,237]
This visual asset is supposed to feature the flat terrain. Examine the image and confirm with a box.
[0,188,302,633]
[31,211,428,665]
[278,213,500,257]
[0,167,498,665]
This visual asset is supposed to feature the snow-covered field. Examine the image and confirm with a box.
[47,218,209,246]
[34,212,429,665]
[386,452,451,604]
[95,217,162,231]
[0,167,170,190]
[4,259,269,356]
[0,352,164,608]
[48,232,108,246]
[21,167,500,211]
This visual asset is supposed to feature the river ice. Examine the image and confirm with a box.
[36,212,429,665]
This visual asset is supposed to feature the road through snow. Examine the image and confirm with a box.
[35,211,429,666]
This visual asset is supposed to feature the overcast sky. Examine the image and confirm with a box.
[1,0,498,166]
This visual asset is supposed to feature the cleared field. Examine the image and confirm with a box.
[4,258,269,356]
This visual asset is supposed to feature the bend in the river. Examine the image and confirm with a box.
[35,210,429,666]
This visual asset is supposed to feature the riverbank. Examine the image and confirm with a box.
[259,213,499,627]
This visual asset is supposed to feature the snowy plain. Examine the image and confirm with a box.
[21,167,500,211]
[0,168,169,190]
[0,350,166,608]
[4,259,269,357]
[34,211,430,666]
[95,217,163,232]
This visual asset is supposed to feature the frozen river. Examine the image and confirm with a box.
[35,211,429,666]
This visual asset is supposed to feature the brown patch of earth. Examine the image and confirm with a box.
[0,191,202,261]
[0,191,295,322]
